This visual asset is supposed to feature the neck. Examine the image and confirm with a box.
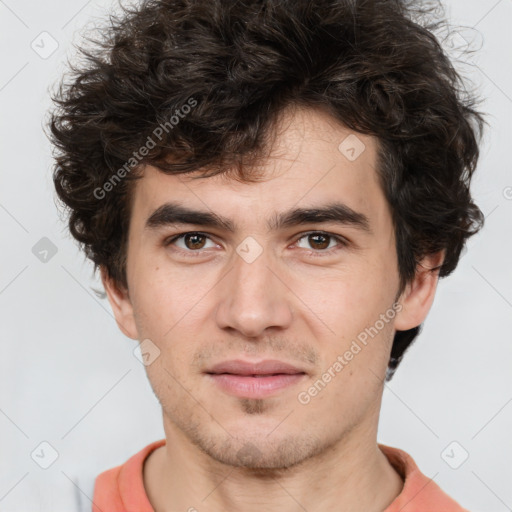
[144,418,404,512]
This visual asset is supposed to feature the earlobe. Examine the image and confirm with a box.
[100,266,139,340]
[393,251,445,331]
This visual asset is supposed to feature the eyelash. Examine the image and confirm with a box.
[163,231,349,258]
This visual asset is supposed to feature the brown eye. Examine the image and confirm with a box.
[295,231,347,254]
[165,232,217,253]
[308,233,330,250]
[183,233,207,250]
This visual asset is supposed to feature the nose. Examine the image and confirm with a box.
[214,246,293,339]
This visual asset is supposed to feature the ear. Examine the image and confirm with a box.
[100,266,139,340]
[394,250,445,331]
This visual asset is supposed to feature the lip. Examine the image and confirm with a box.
[207,359,305,376]
[206,359,307,399]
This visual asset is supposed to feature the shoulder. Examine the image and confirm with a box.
[92,439,166,512]
[380,444,470,512]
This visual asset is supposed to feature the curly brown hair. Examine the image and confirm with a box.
[48,0,487,379]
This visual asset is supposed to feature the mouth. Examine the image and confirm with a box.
[205,359,307,399]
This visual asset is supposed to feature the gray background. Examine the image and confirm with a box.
[1,0,511,510]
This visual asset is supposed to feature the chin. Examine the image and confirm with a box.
[189,425,327,471]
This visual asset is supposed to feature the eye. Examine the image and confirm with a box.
[165,232,218,254]
[164,230,348,257]
[294,231,348,254]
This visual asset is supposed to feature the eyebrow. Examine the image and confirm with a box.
[144,201,371,234]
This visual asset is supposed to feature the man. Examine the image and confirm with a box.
[49,0,486,510]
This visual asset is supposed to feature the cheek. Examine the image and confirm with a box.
[129,260,202,337]
[294,263,398,385]
[129,269,211,383]
[306,265,395,332]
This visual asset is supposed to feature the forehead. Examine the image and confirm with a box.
[130,106,387,232]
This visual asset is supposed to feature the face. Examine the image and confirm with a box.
[104,106,438,470]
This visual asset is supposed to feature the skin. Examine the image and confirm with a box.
[102,105,444,512]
